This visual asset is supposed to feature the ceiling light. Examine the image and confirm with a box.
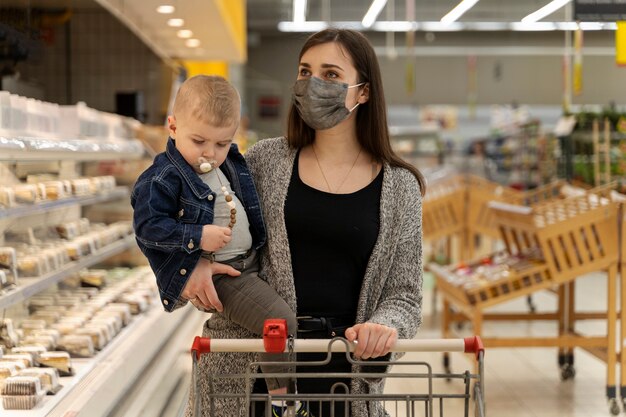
[278,21,330,32]
[293,0,307,24]
[156,5,175,14]
[177,29,193,38]
[167,18,184,27]
[185,39,201,48]
[441,0,480,24]
[362,0,388,28]
[521,0,571,23]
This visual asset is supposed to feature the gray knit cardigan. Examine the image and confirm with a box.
[184,137,423,417]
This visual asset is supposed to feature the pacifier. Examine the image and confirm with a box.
[198,157,215,173]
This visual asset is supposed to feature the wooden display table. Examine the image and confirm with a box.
[431,185,622,414]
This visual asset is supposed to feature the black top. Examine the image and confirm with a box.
[285,151,383,322]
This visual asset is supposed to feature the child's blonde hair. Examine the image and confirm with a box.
[173,75,241,127]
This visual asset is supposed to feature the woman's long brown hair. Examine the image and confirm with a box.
[286,28,426,196]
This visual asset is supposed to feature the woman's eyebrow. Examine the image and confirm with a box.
[321,63,344,71]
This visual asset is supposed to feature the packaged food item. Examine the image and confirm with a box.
[91,314,122,334]
[50,322,78,336]
[34,183,47,201]
[13,184,38,204]
[30,310,61,325]
[27,296,56,314]
[56,222,80,240]
[102,303,132,326]
[18,367,62,394]
[11,345,47,360]
[16,256,46,277]
[80,269,107,289]
[20,320,47,337]
[0,361,19,381]
[99,175,116,191]
[0,247,16,270]
[58,335,94,358]
[70,178,92,196]
[2,353,34,368]
[22,335,56,351]
[43,180,68,200]
[30,329,60,347]
[77,218,91,234]
[117,294,148,315]
[88,176,103,194]
[75,326,108,350]
[1,375,46,409]
[0,186,16,207]
[37,351,73,376]
[0,319,20,349]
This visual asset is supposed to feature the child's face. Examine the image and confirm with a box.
[168,113,238,173]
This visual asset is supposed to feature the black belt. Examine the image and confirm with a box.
[297,316,353,337]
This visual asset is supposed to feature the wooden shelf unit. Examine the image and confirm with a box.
[431,184,622,410]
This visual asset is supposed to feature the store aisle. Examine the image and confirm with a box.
[385,271,613,417]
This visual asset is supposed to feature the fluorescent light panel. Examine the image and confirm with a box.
[293,0,307,24]
[156,5,175,14]
[441,0,480,24]
[167,18,184,27]
[277,20,618,32]
[362,0,388,28]
[185,39,201,48]
[177,29,193,38]
[521,0,571,23]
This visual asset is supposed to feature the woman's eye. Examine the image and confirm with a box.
[326,71,338,79]
[299,68,310,77]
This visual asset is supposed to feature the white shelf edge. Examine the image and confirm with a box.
[0,187,130,220]
[0,235,136,310]
[0,149,145,162]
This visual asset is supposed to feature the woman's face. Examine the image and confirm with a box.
[297,41,364,110]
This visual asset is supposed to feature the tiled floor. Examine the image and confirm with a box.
[384,271,618,416]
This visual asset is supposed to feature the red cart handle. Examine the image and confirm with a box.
[463,336,485,360]
[191,336,211,360]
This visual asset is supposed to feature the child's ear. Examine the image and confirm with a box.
[167,115,177,138]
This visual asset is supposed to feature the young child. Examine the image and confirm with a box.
[131,75,305,417]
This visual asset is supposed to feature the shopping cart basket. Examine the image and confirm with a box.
[189,320,485,417]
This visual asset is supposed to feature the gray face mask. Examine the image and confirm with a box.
[292,77,365,130]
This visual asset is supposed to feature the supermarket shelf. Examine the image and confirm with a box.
[1,296,197,417]
[0,136,145,161]
[0,235,136,310]
[0,187,129,220]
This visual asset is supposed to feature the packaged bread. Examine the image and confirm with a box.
[99,175,116,191]
[34,183,47,201]
[88,176,103,194]
[38,351,73,375]
[75,286,100,298]
[1,376,46,409]
[56,222,80,240]
[13,184,38,204]
[61,180,72,196]
[58,335,94,358]
[70,178,92,196]
[18,367,62,394]
[43,180,67,200]
[17,256,46,277]
[0,186,16,207]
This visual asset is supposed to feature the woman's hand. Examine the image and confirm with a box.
[181,258,240,312]
[344,323,398,360]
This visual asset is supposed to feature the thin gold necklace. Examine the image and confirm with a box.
[312,144,362,193]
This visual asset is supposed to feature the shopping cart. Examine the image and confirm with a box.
[190,320,485,417]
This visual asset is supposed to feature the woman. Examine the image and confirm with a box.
[187,28,424,417]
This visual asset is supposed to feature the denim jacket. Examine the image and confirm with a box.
[131,138,266,312]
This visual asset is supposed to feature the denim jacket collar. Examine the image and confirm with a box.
[165,137,212,199]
